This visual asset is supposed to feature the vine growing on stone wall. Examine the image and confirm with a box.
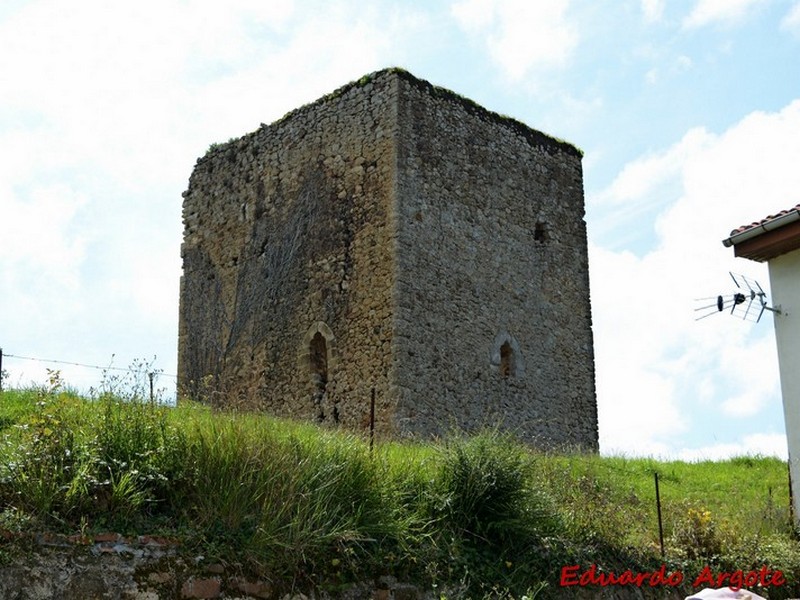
[179,245,228,397]
[223,176,322,368]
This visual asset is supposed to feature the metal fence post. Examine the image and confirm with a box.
[655,471,665,558]
[369,387,375,453]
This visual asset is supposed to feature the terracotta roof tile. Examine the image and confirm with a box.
[730,203,800,236]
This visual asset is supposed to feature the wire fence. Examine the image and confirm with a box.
[0,347,177,402]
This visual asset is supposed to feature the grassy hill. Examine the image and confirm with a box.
[0,380,797,599]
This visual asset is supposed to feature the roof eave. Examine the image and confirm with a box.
[722,209,800,249]
[723,211,800,262]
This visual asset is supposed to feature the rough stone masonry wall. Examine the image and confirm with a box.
[180,68,598,449]
[0,543,685,599]
[179,74,400,432]
[391,74,598,449]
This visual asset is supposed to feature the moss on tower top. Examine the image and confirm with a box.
[379,68,583,159]
[202,68,583,161]
[316,68,582,158]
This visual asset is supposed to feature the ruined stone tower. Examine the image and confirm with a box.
[178,68,598,450]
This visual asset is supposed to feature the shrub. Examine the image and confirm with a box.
[671,503,723,560]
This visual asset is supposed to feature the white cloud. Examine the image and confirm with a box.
[451,0,495,30]
[641,0,665,23]
[593,248,689,456]
[780,2,800,34]
[676,55,693,71]
[593,127,713,207]
[0,0,401,202]
[643,55,692,86]
[718,334,780,417]
[591,100,800,457]
[450,0,577,80]
[676,433,789,461]
[677,103,800,230]
[1,183,87,291]
[191,11,391,140]
[683,0,767,28]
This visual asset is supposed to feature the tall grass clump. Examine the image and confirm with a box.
[434,431,559,543]
[178,416,392,584]
[411,431,562,596]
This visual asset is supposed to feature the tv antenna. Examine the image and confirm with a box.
[695,272,781,323]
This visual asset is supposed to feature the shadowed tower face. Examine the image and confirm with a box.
[178,68,598,451]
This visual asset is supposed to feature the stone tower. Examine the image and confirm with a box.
[178,68,598,450]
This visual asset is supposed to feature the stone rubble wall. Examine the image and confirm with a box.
[179,68,598,450]
[0,542,688,599]
[392,74,597,449]
[179,74,400,435]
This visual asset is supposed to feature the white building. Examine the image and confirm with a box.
[723,204,800,528]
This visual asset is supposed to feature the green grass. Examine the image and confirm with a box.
[0,385,797,599]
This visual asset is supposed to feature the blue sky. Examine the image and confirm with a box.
[1,0,798,459]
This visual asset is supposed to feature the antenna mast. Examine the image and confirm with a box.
[695,272,781,322]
